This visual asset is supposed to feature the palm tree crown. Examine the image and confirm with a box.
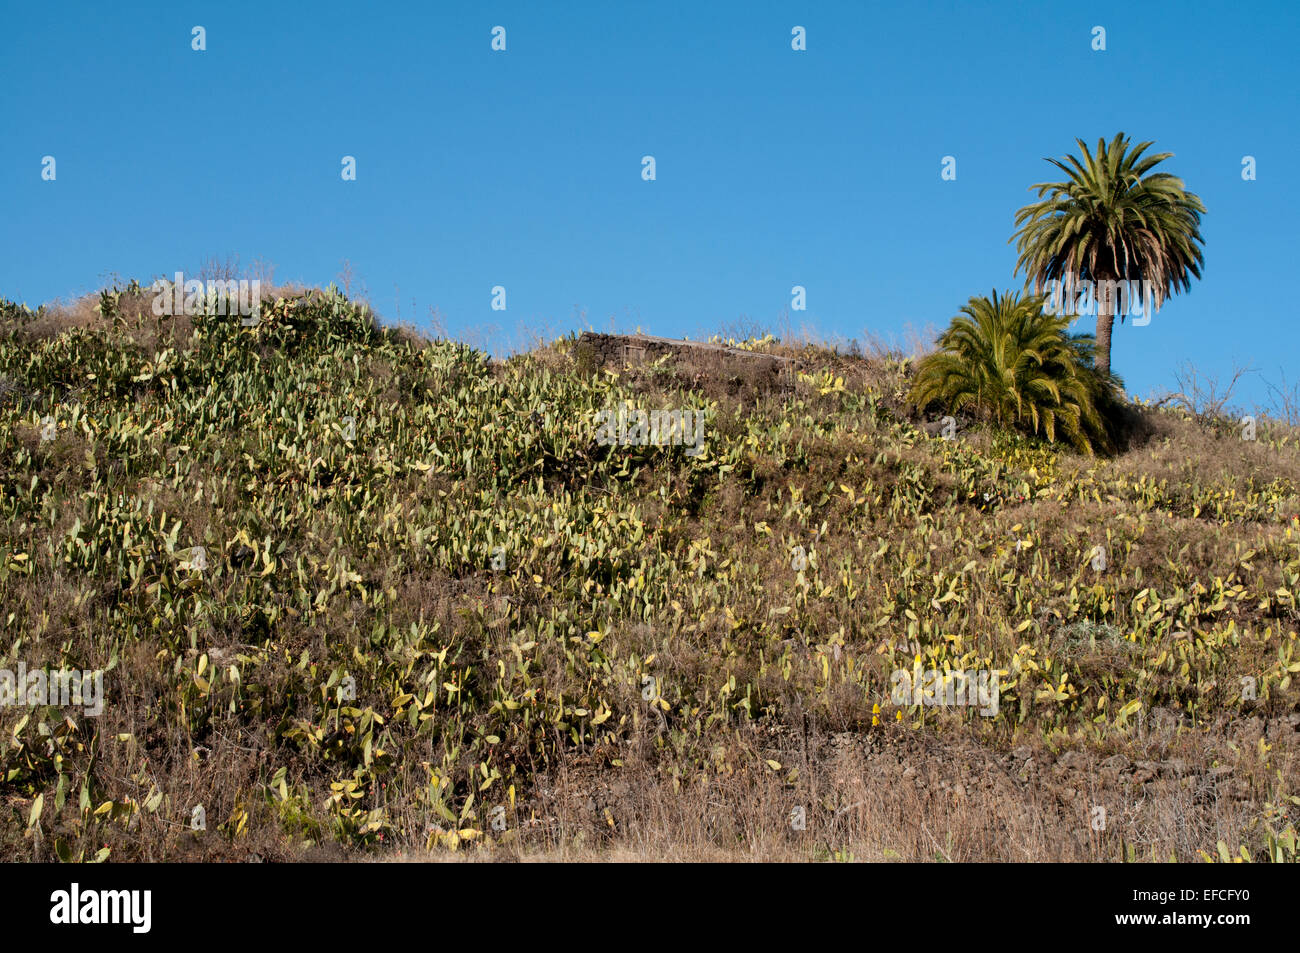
[1011,133,1206,376]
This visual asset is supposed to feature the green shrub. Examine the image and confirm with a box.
[910,289,1122,454]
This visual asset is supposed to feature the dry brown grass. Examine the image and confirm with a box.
[362,711,1291,862]
[8,291,108,341]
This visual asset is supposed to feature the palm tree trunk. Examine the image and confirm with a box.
[1095,310,1114,377]
[1094,272,1116,376]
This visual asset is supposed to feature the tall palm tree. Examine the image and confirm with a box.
[911,290,1121,454]
[1011,133,1206,377]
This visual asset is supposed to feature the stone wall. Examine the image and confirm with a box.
[576,332,797,382]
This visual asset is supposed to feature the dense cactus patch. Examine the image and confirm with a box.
[1,283,1296,861]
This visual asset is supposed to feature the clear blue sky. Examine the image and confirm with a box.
[3,1,1297,407]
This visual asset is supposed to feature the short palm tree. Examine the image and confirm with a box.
[1011,133,1206,377]
[911,290,1121,454]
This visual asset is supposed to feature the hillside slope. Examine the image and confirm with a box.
[1,284,1297,861]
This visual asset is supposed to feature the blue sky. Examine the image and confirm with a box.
[3,1,1297,407]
